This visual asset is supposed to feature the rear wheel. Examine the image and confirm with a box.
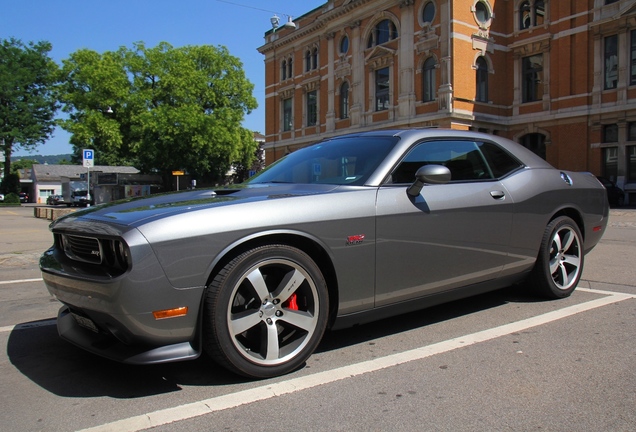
[203,244,328,378]
[529,216,583,299]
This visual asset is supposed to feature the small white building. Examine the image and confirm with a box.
[29,164,140,204]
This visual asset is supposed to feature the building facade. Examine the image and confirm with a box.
[258,0,636,202]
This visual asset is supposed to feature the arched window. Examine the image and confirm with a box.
[519,0,546,30]
[312,48,318,70]
[519,1,531,29]
[422,57,436,102]
[367,19,398,48]
[281,60,287,81]
[287,57,293,79]
[340,82,350,119]
[476,56,488,102]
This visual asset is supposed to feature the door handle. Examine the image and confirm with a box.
[490,190,505,200]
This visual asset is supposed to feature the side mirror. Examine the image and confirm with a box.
[407,164,451,197]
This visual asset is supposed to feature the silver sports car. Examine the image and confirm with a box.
[40,129,609,378]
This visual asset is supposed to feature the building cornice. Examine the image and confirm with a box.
[258,0,397,54]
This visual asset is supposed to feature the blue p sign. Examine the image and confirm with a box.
[83,149,95,167]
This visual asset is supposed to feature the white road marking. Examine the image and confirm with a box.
[78,289,635,432]
[0,277,43,285]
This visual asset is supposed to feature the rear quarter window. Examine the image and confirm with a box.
[479,141,524,178]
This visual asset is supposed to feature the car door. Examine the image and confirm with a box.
[374,139,517,307]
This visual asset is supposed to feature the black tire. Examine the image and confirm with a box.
[529,216,584,299]
[203,244,329,379]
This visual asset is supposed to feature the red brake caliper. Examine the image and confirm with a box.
[284,293,299,311]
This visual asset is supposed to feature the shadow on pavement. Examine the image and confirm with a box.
[7,285,544,399]
[316,284,542,353]
[6,320,249,399]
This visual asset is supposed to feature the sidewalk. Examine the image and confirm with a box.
[0,205,52,270]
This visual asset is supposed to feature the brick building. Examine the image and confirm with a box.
[258,0,636,201]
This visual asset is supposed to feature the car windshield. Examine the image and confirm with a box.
[246,135,399,186]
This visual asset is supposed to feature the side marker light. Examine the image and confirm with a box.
[153,307,188,320]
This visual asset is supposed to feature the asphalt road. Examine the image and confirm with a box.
[0,205,634,432]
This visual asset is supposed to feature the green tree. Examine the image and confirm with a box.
[10,158,36,174]
[0,173,20,195]
[0,38,59,177]
[58,42,258,181]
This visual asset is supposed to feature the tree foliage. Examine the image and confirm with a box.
[58,42,258,181]
[0,38,59,177]
[3,192,20,204]
[10,158,37,174]
[0,173,20,195]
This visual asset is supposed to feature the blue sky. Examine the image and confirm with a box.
[2,0,324,156]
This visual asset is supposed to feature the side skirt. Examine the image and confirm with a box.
[330,274,527,331]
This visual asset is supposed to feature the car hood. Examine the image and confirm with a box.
[53,183,342,228]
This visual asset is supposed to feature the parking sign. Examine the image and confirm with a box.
[83,149,94,168]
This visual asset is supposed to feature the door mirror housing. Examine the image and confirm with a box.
[407,165,451,197]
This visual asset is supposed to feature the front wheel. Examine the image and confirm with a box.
[529,216,584,299]
[203,244,329,379]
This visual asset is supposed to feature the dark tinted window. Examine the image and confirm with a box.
[247,136,398,186]
[479,141,524,178]
[390,140,522,184]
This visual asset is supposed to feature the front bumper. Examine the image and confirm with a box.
[40,224,206,364]
[55,305,200,364]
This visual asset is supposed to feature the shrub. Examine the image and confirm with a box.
[3,192,20,204]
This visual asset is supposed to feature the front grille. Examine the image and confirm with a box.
[56,233,130,273]
[64,235,102,264]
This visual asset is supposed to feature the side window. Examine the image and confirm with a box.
[390,140,519,184]
[478,141,524,178]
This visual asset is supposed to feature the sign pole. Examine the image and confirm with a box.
[83,149,95,206]
[172,171,185,191]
